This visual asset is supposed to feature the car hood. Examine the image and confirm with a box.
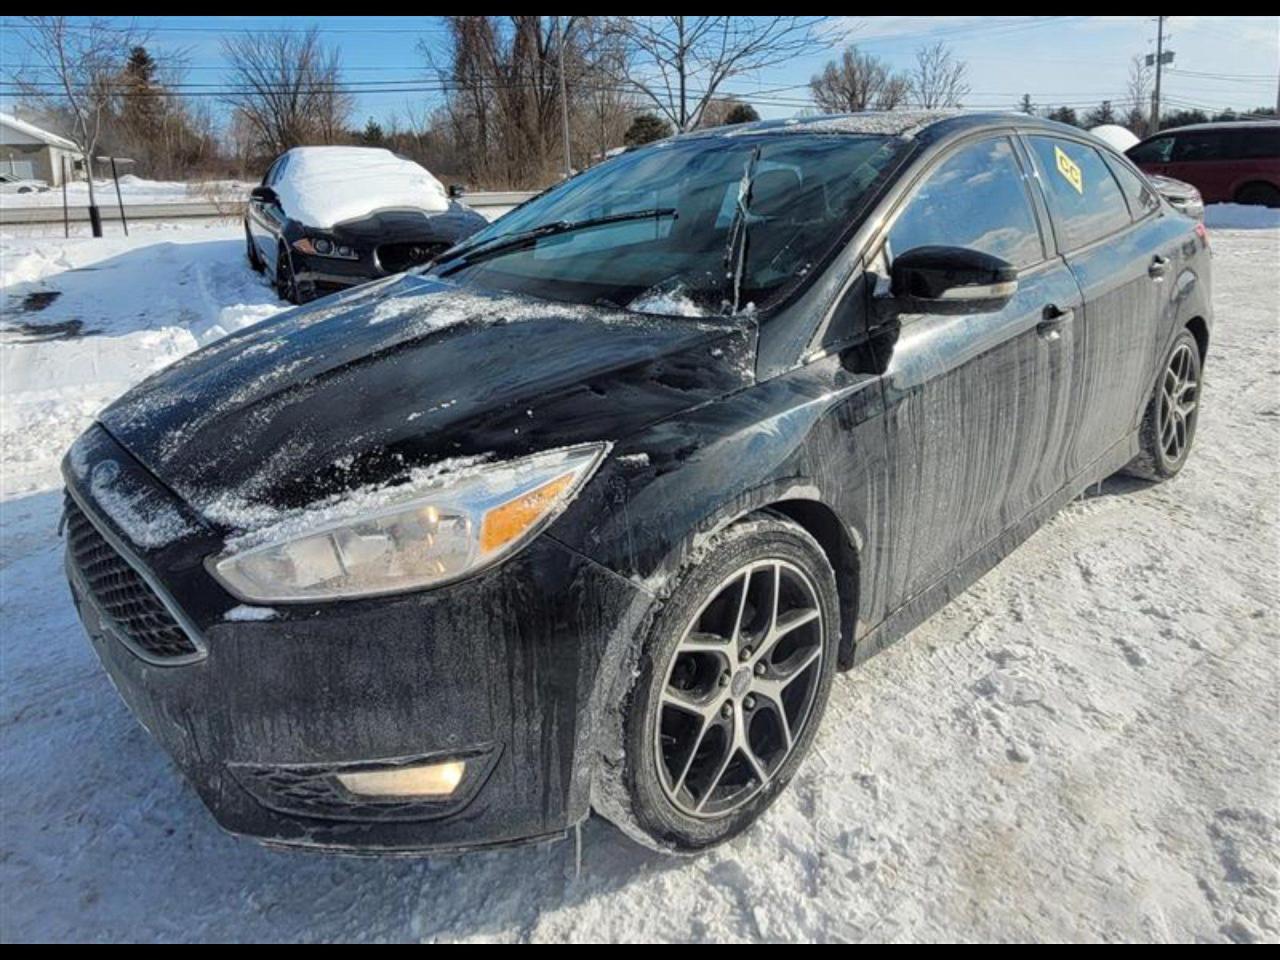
[99,274,754,526]
[330,202,487,246]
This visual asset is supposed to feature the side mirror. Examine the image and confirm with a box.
[890,246,1017,307]
[447,184,465,199]
[250,185,278,206]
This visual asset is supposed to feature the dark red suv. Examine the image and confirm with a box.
[1127,121,1280,207]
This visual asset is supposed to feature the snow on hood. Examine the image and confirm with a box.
[275,147,449,230]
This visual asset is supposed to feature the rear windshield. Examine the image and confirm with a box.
[431,134,908,317]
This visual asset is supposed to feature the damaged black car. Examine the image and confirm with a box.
[65,112,1211,855]
[244,146,487,304]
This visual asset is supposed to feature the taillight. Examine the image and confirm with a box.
[1195,222,1209,247]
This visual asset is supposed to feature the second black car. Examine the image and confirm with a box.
[245,146,487,303]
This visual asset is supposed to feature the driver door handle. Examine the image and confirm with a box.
[1148,255,1171,280]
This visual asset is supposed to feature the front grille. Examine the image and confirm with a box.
[377,240,450,274]
[64,494,200,662]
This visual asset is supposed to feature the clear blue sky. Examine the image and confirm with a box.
[2,16,1277,128]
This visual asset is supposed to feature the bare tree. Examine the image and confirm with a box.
[605,17,840,131]
[220,27,352,157]
[12,17,145,231]
[1125,55,1153,137]
[909,42,970,109]
[810,46,910,113]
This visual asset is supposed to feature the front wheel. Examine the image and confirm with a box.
[597,512,840,853]
[275,242,299,304]
[1126,329,1202,481]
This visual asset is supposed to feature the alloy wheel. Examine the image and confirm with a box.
[1159,342,1199,463]
[654,559,825,819]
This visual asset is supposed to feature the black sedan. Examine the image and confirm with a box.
[244,146,487,303]
[64,112,1211,855]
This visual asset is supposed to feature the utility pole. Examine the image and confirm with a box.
[557,16,573,179]
[1150,16,1166,133]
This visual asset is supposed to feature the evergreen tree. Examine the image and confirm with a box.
[624,113,673,147]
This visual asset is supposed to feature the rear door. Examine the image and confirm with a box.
[1023,134,1178,475]
[871,134,1082,604]
[1163,129,1237,203]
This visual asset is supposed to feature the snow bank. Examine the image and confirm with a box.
[274,147,448,229]
[1205,203,1280,230]
[0,176,253,208]
[0,224,288,495]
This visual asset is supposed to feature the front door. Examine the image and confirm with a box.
[872,134,1082,606]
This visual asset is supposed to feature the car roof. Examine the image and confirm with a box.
[1144,120,1280,135]
[678,110,1108,146]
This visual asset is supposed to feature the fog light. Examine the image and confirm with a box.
[336,760,465,798]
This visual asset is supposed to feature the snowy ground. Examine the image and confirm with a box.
[1,210,1277,942]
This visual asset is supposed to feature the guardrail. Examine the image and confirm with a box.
[0,191,537,226]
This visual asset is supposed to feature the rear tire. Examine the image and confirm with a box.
[1125,329,1202,481]
[595,511,840,853]
[245,224,264,273]
[1234,182,1280,208]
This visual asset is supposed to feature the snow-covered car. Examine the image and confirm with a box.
[244,146,487,303]
[63,113,1212,856]
[0,172,50,194]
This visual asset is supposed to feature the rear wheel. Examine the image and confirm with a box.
[597,512,840,852]
[245,224,264,273]
[1234,182,1280,208]
[1126,329,1202,481]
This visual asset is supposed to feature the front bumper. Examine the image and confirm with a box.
[63,427,648,853]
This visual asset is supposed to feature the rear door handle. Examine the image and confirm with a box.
[1037,303,1073,339]
[1148,255,1171,280]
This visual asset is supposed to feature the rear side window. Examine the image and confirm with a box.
[1237,128,1280,159]
[1104,154,1160,220]
[887,137,1044,269]
[1172,131,1232,162]
[1027,136,1130,251]
[1128,136,1174,164]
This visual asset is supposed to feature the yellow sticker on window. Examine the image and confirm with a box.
[1054,145,1084,194]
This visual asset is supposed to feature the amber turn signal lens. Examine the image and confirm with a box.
[479,472,575,554]
[336,760,466,798]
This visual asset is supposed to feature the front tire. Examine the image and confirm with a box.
[598,512,840,853]
[275,241,299,304]
[1126,329,1202,481]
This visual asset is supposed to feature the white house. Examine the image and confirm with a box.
[0,112,83,186]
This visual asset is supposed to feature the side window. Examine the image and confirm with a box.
[1237,128,1280,160]
[887,137,1044,269]
[261,159,278,186]
[1128,136,1174,164]
[1171,131,1230,163]
[1104,154,1159,220]
[1028,136,1131,250]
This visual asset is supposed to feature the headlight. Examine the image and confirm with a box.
[293,236,358,260]
[208,443,608,603]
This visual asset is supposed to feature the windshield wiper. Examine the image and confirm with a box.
[723,146,760,315]
[436,208,677,277]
